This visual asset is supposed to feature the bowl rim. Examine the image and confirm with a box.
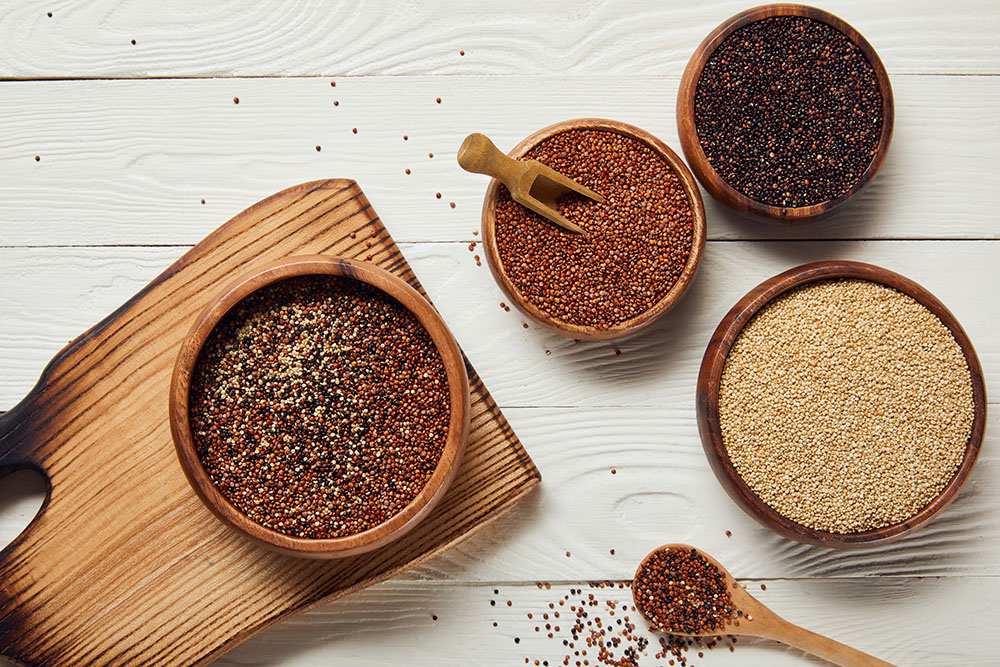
[676,3,895,222]
[168,255,471,558]
[480,117,707,341]
[696,260,987,548]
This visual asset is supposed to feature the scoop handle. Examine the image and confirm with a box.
[457,133,522,185]
[763,617,895,667]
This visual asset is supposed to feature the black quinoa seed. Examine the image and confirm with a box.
[694,16,883,208]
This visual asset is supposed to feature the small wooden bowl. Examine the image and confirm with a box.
[677,4,894,223]
[696,261,987,548]
[169,255,471,559]
[480,118,706,341]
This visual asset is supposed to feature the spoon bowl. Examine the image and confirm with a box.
[634,544,894,666]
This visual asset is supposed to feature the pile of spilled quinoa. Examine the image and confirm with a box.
[694,16,883,207]
[633,547,736,635]
[493,128,695,329]
[189,275,451,539]
[492,581,737,667]
[719,279,975,533]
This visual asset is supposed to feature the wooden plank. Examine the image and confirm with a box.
[1,241,995,412]
[2,403,995,584]
[0,0,997,78]
[0,574,992,665]
[0,180,539,666]
[141,578,1000,665]
[1,74,999,246]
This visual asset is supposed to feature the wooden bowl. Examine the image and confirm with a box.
[480,118,706,341]
[677,4,894,223]
[169,255,471,559]
[696,261,987,548]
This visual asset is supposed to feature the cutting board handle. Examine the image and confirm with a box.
[0,389,45,472]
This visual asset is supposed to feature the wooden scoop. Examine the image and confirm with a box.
[634,545,895,667]
[457,132,604,235]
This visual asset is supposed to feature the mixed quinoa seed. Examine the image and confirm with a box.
[188,275,451,539]
[694,16,883,208]
[493,579,738,667]
[494,129,695,329]
[719,279,975,534]
[633,548,736,636]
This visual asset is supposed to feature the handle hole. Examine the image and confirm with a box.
[0,467,48,553]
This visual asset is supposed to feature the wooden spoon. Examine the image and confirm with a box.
[457,132,604,235]
[633,545,895,667]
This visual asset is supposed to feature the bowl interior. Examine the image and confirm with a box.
[169,255,470,558]
[697,261,986,547]
[480,118,706,341]
[677,4,894,222]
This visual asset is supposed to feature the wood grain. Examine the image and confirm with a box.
[209,577,997,666]
[1,75,999,246]
[676,4,894,222]
[0,0,997,78]
[0,180,540,666]
[5,397,999,583]
[478,118,706,341]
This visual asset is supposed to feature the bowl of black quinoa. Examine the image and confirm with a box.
[677,4,893,222]
[169,256,470,558]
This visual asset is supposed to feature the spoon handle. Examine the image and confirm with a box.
[457,133,523,185]
[763,619,895,667]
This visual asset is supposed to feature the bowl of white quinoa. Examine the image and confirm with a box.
[696,261,986,548]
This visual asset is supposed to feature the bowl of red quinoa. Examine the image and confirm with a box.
[480,118,706,341]
[697,261,986,548]
[169,255,470,558]
[677,4,894,222]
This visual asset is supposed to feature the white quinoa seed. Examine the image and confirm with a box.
[718,278,975,534]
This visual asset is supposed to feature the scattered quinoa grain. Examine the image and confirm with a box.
[232,97,239,104]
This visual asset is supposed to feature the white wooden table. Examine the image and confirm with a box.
[1,1,997,664]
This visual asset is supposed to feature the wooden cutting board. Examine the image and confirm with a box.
[0,180,541,666]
